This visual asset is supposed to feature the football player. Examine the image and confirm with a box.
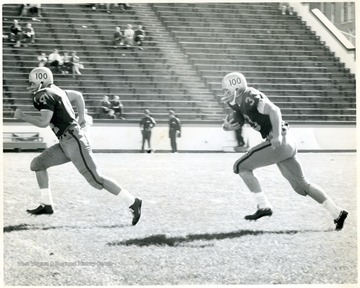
[14,67,142,225]
[221,72,348,230]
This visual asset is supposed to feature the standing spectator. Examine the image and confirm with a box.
[134,25,145,50]
[111,95,125,119]
[71,51,83,77]
[37,52,48,67]
[168,110,181,153]
[48,49,63,73]
[99,95,115,118]
[140,109,156,153]
[62,51,73,74]
[9,19,22,48]
[113,26,124,48]
[123,24,135,47]
[21,22,35,47]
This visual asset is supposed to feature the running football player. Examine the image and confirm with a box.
[221,72,348,230]
[14,67,142,225]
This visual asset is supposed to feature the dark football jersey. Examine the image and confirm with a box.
[33,84,77,137]
[228,87,273,139]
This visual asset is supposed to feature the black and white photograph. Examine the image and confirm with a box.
[2,0,358,286]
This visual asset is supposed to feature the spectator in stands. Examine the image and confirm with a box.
[123,24,135,47]
[37,52,48,67]
[61,51,73,74]
[111,95,125,119]
[71,51,83,77]
[9,19,22,48]
[280,3,293,15]
[168,110,181,153]
[134,25,145,50]
[48,49,63,73]
[19,4,42,21]
[99,95,115,118]
[113,26,124,48]
[21,22,35,47]
[140,109,156,153]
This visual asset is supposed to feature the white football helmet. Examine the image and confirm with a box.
[221,72,247,103]
[28,67,54,93]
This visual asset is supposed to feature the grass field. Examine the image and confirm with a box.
[2,152,358,286]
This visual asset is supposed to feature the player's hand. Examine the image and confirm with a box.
[14,108,23,120]
[223,118,240,131]
[270,135,282,149]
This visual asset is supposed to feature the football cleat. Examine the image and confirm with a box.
[129,198,142,226]
[26,204,54,215]
[334,210,348,231]
[245,207,273,221]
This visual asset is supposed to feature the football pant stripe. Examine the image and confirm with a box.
[68,129,103,187]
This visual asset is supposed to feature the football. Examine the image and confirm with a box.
[226,110,245,126]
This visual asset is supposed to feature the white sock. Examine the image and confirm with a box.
[254,192,271,209]
[118,188,136,207]
[322,199,341,219]
[40,188,53,206]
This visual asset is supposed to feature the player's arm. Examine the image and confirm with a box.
[260,100,282,148]
[14,108,53,128]
[66,90,85,126]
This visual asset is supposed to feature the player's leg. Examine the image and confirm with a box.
[27,143,71,215]
[141,131,145,152]
[147,131,152,151]
[277,155,348,230]
[234,139,295,220]
[65,127,142,225]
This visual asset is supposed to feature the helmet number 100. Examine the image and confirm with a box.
[35,73,48,80]
[229,78,242,86]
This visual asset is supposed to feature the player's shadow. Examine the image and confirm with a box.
[107,229,333,247]
[3,223,129,233]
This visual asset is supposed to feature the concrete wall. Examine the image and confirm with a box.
[291,2,356,74]
[3,122,356,152]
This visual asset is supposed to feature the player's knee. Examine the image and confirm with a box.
[88,178,104,190]
[30,157,43,171]
[82,170,104,190]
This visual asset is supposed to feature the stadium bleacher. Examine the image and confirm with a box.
[2,3,356,124]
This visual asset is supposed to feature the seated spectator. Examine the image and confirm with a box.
[9,19,22,48]
[62,51,73,74]
[48,49,63,73]
[280,3,293,15]
[99,95,115,118]
[37,52,47,67]
[134,25,145,50]
[71,51,83,77]
[19,4,42,21]
[21,22,35,47]
[111,95,125,119]
[123,24,134,47]
[113,26,124,48]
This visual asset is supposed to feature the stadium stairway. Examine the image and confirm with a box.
[2,3,356,124]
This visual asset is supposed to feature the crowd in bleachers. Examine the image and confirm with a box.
[113,24,145,50]
[9,19,35,48]
[37,49,84,78]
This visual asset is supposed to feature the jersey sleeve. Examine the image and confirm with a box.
[254,92,270,114]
